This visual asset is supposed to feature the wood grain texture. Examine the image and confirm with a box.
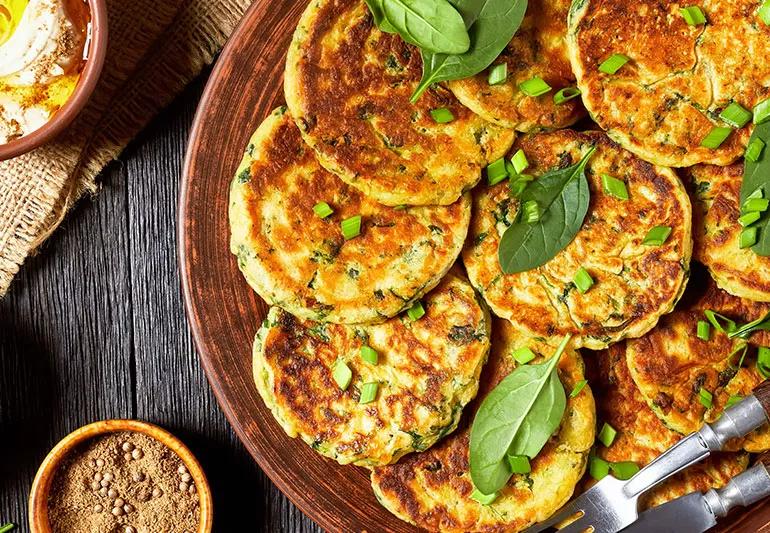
[0,74,320,532]
[179,1,770,533]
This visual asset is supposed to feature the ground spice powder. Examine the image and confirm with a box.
[47,431,201,533]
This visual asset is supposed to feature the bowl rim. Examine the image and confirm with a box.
[0,0,109,161]
[28,419,214,533]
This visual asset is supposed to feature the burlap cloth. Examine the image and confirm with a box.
[0,0,253,296]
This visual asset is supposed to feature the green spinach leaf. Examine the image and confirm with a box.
[381,0,470,55]
[411,0,528,102]
[365,0,397,33]
[498,147,595,274]
[740,121,770,256]
[469,335,570,495]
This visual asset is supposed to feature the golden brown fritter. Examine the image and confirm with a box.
[284,0,515,206]
[229,107,471,324]
[567,0,770,167]
[253,269,490,467]
[626,270,770,452]
[449,0,584,132]
[586,343,748,509]
[689,163,770,302]
[463,129,692,349]
[370,320,595,533]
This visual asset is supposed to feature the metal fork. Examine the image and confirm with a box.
[523,380,770,533]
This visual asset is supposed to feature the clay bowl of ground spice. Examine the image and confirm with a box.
[29,419,213,533]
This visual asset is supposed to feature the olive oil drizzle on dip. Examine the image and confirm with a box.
[0,0,89,144]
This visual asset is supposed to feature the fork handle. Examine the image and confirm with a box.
[623,385,770,498]
[704,454,770,517]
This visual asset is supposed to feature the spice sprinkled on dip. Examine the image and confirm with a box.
[0,0,90,144]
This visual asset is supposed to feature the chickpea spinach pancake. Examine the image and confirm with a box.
[370,320,595,532]
[626,270,770,452]
[252,270,490,467]
[567,0,770,167]
[463,129,692,350]
[448,0,584,132]
[229,108,471,324]
[284,0,515,206]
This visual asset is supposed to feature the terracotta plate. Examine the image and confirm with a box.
[178,1,770,531]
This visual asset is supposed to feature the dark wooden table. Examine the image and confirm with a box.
[0,71,321,533]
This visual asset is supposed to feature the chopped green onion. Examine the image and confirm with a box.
[697,320,711,341]
[394,204,408,211]
[0,525,14,533]
[486,157,509,186]
[360,345,378,365]
[570,379,588,398]
[599,54,630,75]
[740,227,758,249]
[704,310,737,334]
[700,126,732,149]
[359,382,379,404]
[313,202,334,219]
[744,198,770,213]
[406,301,425,321]
[589,456,610,480]
[341,215,362,240]
[573,267,595,294]
[511,149,530,175]
[512,346,536,365]
[760,0,770,24]
[726,395,744,408]
[739,212,762,227]
[507,454,532,474]
[519,76,552,97]
[699,387,713,409]
[598,422,617,447]
[430,108,455,124]
[471,488,498,505]
[729,313,770,340]
[758,346,770,378]
[754,98,770,125]
[749,188,765,200]
[719,102,752,128]
[488,63,508,85]
[680,5,707,25]
[554,86,582,105]
[522,200,541,223]
[746,138,766,163]
[601,174,629,200]
[729,342,749,369]
[610,461,640,480]
[509,174,534,197]
[642,225,672,246]
[332,359,352,390]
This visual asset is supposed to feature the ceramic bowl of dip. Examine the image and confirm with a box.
[0,0,107,161]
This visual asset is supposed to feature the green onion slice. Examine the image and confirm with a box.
[697,320,711,341]
[699,387,713,409]
[332,359,352,390]
[719,102,752,128]
[729,342,749,369]
[589,456,610,481]
[573,267,594,294]
[758,346,770,378]
[522,200,541,223]
[601,173,629,200]
[642,225,672,246]
[704,310,737,334]
[746,138,766,163]
[570,379,588,398]
[519,76,552,97]
[313,202,334,219]
[471,488,498,505]
[739,212,761,227]
[359,382,379,404]
[743,198,770,213]
[509,174,534,198]
[726,395,744,408]
[486,157,509,186]
[700,126,732,149]
[610,461,640,480]
[740,227,758,249]
[511,149,529,175]
[512,346,536,365]
[598,422,617,447]
[599,54,630,75]
[341,215,362,240]
[680,5,707,25]
[754,98,770,125]
[360,345,378,365]
[507,454,532,474]
[760,0,770,24]
[430,107,455,124]
[488,63,508,85]
[554,86,582,105]
[407,301,426,321]
[749,189,765,200]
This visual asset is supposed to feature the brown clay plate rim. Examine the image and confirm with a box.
[178,1,770,532]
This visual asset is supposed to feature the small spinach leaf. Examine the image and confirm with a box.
[469,335,570,495]
[364,0,397,33]
[411,0,528,102]
[381,0,470,55]
[498,147,595,274]
[740,121,770,256]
